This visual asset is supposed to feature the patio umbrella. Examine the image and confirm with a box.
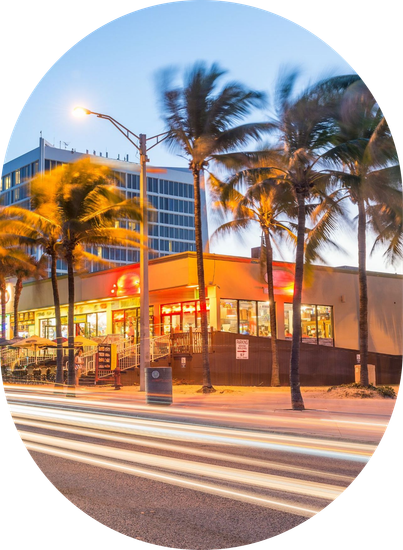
[52,337,68,344]
[12,335,57,362]
[0,337,24,347]
[62,335,99,348]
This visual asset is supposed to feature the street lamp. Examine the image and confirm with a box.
[73,107,170,390]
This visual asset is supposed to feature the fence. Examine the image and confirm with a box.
[169,331,402,386]
[171,328,212,355]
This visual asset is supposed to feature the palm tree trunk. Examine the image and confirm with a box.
[263,229,280,386]
[290,192,305,410]
[50,253,64,386]
[13,277,23,338]
[192,167,214,392]
[65,248,76,388]
[357,198,369,386]
[0,278,6,339]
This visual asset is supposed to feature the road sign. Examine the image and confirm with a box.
[236,339,249,360]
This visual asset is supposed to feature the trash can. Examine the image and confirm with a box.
[354,364,376,385]
[145,366,172,405]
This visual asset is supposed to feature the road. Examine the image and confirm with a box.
[3,386,391,549]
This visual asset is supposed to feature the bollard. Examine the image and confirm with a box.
[114,366,122,390]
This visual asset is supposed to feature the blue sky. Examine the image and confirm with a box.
[3,1,401,272]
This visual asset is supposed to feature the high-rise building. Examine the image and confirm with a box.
[1,138,209,272]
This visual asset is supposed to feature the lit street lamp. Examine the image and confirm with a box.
[73,107,170,390]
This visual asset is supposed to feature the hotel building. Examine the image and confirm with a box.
[1,137,208,272]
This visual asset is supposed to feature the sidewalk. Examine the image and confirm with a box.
[90,383,399,415]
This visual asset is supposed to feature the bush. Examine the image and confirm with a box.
[327,382,396,398]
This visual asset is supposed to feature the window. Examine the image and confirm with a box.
[161,301,209,333]
[220,299,238,333]
[317,306,334,346]
[257,302,272,337]
[284,303,334,346]
[2,175,11,191]
[239,300,257,336]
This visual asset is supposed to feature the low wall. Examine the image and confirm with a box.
[170,332,402,386]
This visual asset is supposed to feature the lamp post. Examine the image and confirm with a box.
[73,107,169,390]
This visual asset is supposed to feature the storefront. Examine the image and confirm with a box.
[11,311,36,338]
[5,251,402,358]
[112,306,154,342]
[160,300,211,333]
[220,299,271,337]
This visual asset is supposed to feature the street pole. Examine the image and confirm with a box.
[73,108,170,393]
[139,134,150,391]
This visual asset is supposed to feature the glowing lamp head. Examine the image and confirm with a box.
[73,106,91,117]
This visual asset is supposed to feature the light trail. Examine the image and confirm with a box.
[14,417,354,483]
[5,388,389,434]
[19,430,346,500]
[25,440,322,518]
[7,389,368,519]
[9,402,375,461]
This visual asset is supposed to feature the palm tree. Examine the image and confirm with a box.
[368,201,402,266]
[12,255,48,338]
[210,175,297,386]
[215,70,360,409]
[1,203,66,384]
[326,80,401,385]
[32,159,143,387]
[0,249,32,339]
[157,61,268,392]
[3,159,143,387]
[0,221,36,339]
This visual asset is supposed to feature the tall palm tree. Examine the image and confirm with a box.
[157,61,268,392]
[210,175,297,386]
[3,159,143,387]
[215,70,360,409]
[326,80,401,385]
[32,159,143,387]
[2,203,65,384]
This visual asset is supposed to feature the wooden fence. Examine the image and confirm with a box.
[168,331,402,386]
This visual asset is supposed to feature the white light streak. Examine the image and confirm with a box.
[20,430,346,500]
[25,440,321,518]
[9,402,374,462]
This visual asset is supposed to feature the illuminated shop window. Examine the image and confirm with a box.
[284,303,334,346]
[257,302,272,337]
[220,299,238,333]
[239,300,257,336]
[161,301,209,333]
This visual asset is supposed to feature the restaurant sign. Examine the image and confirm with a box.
[98,343,117,370]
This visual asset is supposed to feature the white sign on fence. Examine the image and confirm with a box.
[236,339,249,360]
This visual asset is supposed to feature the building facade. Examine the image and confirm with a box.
[1,137,209,272]
[4,252,402,358]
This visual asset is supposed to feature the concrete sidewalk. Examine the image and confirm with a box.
[87,383,399,415]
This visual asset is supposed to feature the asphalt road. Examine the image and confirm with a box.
[6,387,375,549]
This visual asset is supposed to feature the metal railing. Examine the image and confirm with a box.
[2,333,173,383]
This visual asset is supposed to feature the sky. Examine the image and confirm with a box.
[2,1,401,273]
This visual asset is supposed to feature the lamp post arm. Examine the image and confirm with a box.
[146,131,171,153]
[88,111,141,151]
